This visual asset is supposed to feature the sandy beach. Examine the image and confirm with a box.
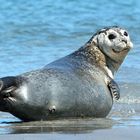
[0,117,139,139]
[0,128,139,140]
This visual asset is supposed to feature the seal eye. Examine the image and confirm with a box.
[124,31,128,36]
[108,34,116,40]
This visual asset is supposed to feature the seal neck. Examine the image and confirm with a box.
[74,43,122,77]
[105,56,123,75]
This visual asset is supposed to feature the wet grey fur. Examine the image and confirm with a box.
[0,26,132,121]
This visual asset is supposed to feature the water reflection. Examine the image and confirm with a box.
[0,118,115,134]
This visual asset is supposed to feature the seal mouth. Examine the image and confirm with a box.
[112,47,130,53]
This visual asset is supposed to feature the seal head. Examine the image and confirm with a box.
[83,26,133,76]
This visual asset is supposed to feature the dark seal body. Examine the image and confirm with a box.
[0,26,132,121]
[22,53,112,120]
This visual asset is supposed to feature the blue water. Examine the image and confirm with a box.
[0,0,140,134]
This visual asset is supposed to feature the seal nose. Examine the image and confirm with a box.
[122,39,127,44]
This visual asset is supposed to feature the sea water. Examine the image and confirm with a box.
[0,0,140,134]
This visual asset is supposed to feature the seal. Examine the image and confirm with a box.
[0,26,133,121]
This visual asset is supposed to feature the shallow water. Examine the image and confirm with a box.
[0,0,140,135]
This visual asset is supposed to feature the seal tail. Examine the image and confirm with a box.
[0,76,19,97]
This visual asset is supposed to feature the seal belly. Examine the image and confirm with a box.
[41,68,113,119]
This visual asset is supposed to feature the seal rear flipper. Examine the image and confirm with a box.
[0,76,20,97]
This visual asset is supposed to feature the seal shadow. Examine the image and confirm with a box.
[0,118,116,134]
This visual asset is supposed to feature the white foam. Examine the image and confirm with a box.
[118,96,140,104]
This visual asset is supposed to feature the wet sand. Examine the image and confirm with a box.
[0,128,139,140]
[0,117,139,139]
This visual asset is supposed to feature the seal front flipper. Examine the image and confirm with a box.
[108,80,120,100]
[0,76,19,98]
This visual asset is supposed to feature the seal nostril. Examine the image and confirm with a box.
[122,39,127,44]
